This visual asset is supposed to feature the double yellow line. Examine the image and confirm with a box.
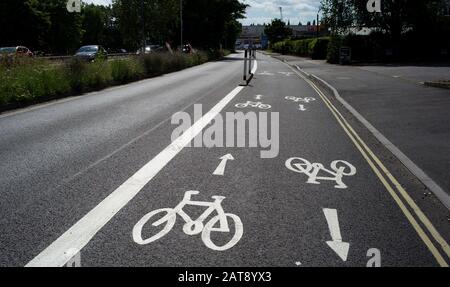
[288,64,450,267]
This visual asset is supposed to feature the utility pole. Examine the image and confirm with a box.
[180,0,183,48]
[316,13,319,38]
[279,7,283,22]
[141,0,145,52]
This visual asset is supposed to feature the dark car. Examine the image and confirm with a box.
[74,45,108,61]
[0,46,34,57]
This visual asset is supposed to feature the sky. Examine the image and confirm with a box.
[86,0,321,26]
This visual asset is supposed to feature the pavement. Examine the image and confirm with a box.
[0,52,450,267]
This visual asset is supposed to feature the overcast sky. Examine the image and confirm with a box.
[86,0,321,26]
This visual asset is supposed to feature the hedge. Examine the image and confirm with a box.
[272,37,330,59]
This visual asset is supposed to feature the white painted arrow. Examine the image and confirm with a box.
[255,95,263,100]
[213,154,234,176]
[299,105,306,111]
[323,208,350,262]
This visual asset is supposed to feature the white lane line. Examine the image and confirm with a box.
[26,86,245,267]
[213,154,235,176]
[323,208,350,262]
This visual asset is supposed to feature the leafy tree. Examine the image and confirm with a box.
[37,0,83,54]
[112,0,179,50]
[0,0,50,50]
[264,19,292,44]
[182,0,247,49]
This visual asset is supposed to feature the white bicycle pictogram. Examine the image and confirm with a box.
[286,157,357,189]
[133,191,243,251]
[235,101,271,110]
[285,96,316,103]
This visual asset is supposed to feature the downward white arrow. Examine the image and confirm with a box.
[255,95,263,100]
[213,154,234,176]
[323,208,350,262]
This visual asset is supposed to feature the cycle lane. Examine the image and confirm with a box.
[64,53,445,267]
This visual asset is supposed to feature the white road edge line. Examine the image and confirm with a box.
[251,57,258,75]
[295,65,450,211]
[26,84,248,267]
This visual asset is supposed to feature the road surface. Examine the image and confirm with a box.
[0,52,449,267]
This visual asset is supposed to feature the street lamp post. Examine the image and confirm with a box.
[180,0,183,48]
[316,13,319,38]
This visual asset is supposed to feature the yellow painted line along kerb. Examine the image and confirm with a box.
[310,77,450,261]
[278,59,450,267]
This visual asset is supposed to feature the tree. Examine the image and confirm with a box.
[264,19,292,44]
[0,0,50,50]
[113,0,179,50]
[320,0,450,59]
[37,0,83,54]
[182,0,247,49]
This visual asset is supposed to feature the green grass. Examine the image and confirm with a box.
[0,50,226,110]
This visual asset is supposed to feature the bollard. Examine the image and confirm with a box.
[248,50,252,75]
[243,49,248,82]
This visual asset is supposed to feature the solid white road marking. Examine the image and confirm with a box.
[323,208,350,262]
[26,85,247,267]
[213,154,235,176]
[251,59,258,75]
[255,95,262,100]
[299,105,306,111]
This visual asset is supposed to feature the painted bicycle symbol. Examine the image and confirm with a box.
[235,101,271,110]
[278,72,295,77]
[285,96,316,103]
[286,157,357,189]
[133,191,243,251]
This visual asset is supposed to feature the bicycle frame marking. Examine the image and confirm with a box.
[133,191,243,251]
[235,101,272,110]
[285,96,317,104]
[286,157,357,189]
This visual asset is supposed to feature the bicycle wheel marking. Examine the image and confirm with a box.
[286,157,357,189]
[132,191,243,251]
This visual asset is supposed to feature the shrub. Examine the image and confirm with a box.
[309,38,330,59]
[272,37,330,59]
[111,58,145,84]
[327,36,343,64]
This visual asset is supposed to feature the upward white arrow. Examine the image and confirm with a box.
[213,154,234,176]
[323,208,350,262]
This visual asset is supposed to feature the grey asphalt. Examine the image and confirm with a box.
[0,52,449,267]
[269,54,450,199]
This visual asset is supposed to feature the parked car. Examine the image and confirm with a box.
[108,48,128,54]
[74,45,108,61]
[136,45,163,55]
[182,44,192,54]
[0,46,34,57]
